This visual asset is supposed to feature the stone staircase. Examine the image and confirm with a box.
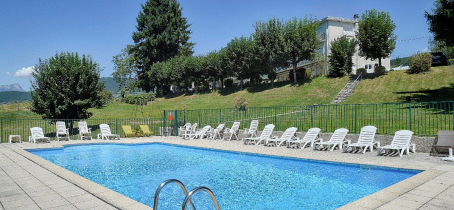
[331,74,362,104]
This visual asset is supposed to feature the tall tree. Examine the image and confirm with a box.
[328,36,356,77]
[131,0,194,92]
[112,45,138,97]
[253,18,286,87]
[425,0,454,47]
[30,52,105,122]
[225,36,256,90]
[282,16,321,83]
[356,9,396,68]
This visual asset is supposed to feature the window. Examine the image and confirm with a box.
[343,24,354,36]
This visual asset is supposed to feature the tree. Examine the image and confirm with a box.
[112,45,138,97]
[356,9,396,68]
[253,18,286,87]
[328,36,356,77]
[131,0,194,92]
[425,0,454,47]
[282,16,321,83]
[225,36,256,90]
[30,52,105,123]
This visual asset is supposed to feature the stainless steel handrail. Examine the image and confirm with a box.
[181,187,221,210]
[153,179,196,210]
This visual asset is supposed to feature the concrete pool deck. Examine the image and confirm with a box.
[1,136,454,210]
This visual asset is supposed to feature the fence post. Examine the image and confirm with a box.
[310,105,313,128]
[175,109,178,136]
[219,109,222,124]
[115,119,118,136]
[274,107,277,129]
[1,119,2,143]
[163,110,167,136]
[354,104,357,134]
[409,102,412,132]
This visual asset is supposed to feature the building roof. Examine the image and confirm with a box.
[318,16,357,24]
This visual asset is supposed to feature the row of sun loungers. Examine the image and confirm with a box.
[28,122,122,143]
[182,121,418,157]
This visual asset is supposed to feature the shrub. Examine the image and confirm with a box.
[408,52,433,74]
[356,68,367,75]
[224,78,233,88]
[234,97,248,109]
[328,36,356,77]
[449,59,454,66]
[374,66,386,75]
[124,93,155,105]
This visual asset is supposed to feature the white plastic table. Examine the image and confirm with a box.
[9,135,21,143]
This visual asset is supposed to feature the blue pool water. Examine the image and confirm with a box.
[28,143,420,210]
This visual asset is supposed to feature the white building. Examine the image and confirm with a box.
[276,15,391,81]
[317,15,391,74]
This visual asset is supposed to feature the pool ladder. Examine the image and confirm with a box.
[153,179,221,210]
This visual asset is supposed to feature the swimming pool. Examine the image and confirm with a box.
[28,143,420,209]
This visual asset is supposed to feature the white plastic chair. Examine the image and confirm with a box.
[56,121,70,141]
[78,121,92,140]
[223,121,240,141]
[288,127,321,149]
[97,124,120,140]
[344,125,377,153]
[29,127,50,143]
[314,128,349,151]
[243,124,275,145]
[266,127,298,147]
[377,130,413,157]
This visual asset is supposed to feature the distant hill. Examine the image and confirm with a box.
[100,77,120,94]
[390,56,410,67]
[0,83,25,92]
[0,91,31,104]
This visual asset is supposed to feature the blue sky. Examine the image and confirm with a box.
[0,0,434,90]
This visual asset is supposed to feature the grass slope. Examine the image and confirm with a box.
[344,66,454,104]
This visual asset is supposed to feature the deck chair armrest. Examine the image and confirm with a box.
[313,137,321,143]
[318,138,324,143]
[345,139,352,146]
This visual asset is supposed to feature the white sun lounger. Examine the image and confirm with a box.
[344,125,378,153]
[314,128,349,151]
[223,121,240,141]
[78,121,92,140]
[243,124,275,145]
[266,127,298,147]
[209,123,225,139]
[29,127,50,143]
[183,123,197,139]
[56,121,70,141]
[242,120,259,140]
[97,124,120,140]
[288,127,321,149]
[377,130,413,157]
[188,125,211,139]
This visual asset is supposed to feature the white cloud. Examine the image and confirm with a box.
[14,66,35,78]
[6,72,11,76]
[422,48,429,53]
